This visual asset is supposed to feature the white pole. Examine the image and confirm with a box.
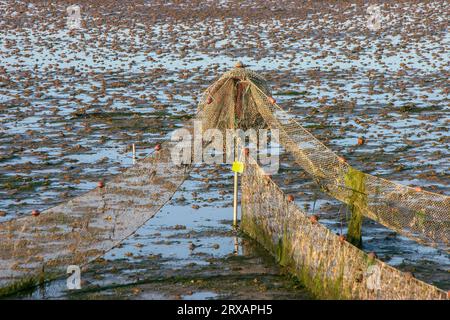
[233,170,238,228]
[233,137,238,228]
[132,143,136,164]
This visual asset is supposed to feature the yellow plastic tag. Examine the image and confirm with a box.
[232,161,244,173]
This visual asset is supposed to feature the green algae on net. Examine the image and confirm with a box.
[344,167,367,248]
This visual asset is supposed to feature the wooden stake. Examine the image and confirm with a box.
[132,143,136,164]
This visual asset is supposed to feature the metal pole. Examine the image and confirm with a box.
[233,136,238,228]
[233,170,238,228]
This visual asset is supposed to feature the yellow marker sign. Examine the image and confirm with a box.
[232,161,244,173]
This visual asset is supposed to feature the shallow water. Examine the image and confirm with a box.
[0,0,448,297]
[13,164,312,300]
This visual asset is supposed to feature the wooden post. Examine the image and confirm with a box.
[347,205,362,248]
[345,167,366,248]
[132,143,136,165]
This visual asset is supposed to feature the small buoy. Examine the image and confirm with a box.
[310,215,319,224]
[267,96,276,104]
[414,186,422,192]
[155,144,161,151]
[338,234,346,243]
[287,195,294,202]
[98,181,104,188]
[235,61,244,68]
[132,288,141,295]
[243,147,250,157]
[404,271,414,280]
[206,96,213,104]
[32,209,40,217]
[357,137,365,145]
[368,252,377,261]
[338,156,346,163]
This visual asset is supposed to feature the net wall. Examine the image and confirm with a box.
[198,66,449,249]
[241,155,447,299]
[198,68,269,132]
[0,125,194,290]
[250,81,449,249]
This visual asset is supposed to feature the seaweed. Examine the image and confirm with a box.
[275,90,308,96]
[344,167,367,248]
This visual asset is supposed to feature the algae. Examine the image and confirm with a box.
[344,167,367,248]
[240,199,350,299]
[0,277,38,298]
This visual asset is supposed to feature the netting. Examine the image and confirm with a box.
[241,155,447,299]
[198,65,449,249]
[0,133,193,289]
[199,67,270,132]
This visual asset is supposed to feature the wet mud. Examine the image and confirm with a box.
[0,0,448,298]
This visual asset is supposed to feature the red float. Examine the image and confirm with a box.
[357,137,365,145]
[310,214,319,224]
[368,252,377,261]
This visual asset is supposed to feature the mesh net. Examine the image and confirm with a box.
[198,67,270,132]
[199,65,449,249]
[241,155,448,299]
[0,133,193,288]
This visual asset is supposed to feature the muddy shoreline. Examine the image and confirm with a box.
[0,0,448,298]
